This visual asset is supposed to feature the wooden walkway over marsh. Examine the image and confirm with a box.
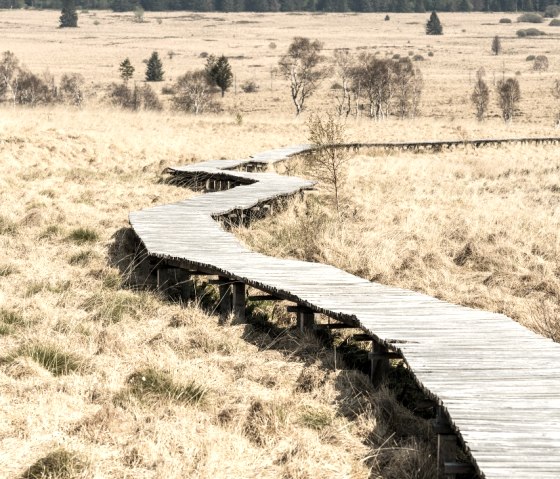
[129,138,560,479]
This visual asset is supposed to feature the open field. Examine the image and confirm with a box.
[0,9,559,479]
[1,10,559,121]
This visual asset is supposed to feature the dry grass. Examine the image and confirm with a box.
[0,106,442,478]
[1,10,558,478]
[237,142,560,341]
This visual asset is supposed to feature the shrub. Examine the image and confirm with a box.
[16,70,55,106]
[108,83,162,111]
[550,19,560,26]
[533,55,549,72]
[241,80,259,93]
[413,54,424,61]
[268,41,277,49]
[427,51,434,57]
[59,73,85,106]
[517,28,546,36]
[526,54,535,61]
[392,53,401,59]
[499,17,512,23]
[517,13,543,23]
[496,77,521,122]
[385,14,390,20]
[544,5,560,18]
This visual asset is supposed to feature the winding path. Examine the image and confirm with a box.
[130,139,560,479]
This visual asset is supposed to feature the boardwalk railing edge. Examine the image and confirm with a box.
[130,137,560,479]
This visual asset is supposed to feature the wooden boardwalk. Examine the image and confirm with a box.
[129,139,560,479]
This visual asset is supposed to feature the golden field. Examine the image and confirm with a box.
[0,9,559,479]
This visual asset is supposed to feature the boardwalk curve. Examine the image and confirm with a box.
[130,138,560,479]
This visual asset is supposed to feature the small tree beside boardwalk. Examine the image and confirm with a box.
[496,77,521,123]
[59,0,78,28]
[426,11,443,35]
[306,113,349,213]
[145,52,164,82]
[491,35,502,55]
[279,37,326,116]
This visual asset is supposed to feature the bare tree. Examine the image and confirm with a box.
[471,68,490,121]
[353,55,394,120]
[496,77,521,123]
[332,48,354,117]
[393,58,423,119]
[491,35,502,55]
[307,113,349,213]
[0,51,21,105]
[279,37,326,116]
[173,70,215,115]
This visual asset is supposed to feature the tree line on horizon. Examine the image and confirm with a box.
[4,0,559,13]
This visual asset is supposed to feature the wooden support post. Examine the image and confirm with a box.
[435,406,457,479]
[218,276,232,320]
[298,310,315,332]
[232,281,246,323]
[369,342,391,383]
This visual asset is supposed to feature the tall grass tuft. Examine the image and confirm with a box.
[67,227,99,244]
[125,367,206,405]
[20,448,88,479]
[7,343,88,376]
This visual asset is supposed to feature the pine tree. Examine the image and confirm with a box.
[426,11,443,35]
[491,35,502,55]
[206,55,233,97]
[59,0,78,28]
[119,58,135,84]
[145,52,164,82]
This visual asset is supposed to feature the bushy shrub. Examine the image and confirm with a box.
[544,5,560,18]
[517,13,543,23]
[241,80,259,93]
[16,70,56,106]
[517,28,546,37]
[533,55,549,72]
[59,73,85,106]
[550,19,560,26]
[427,51,434,57]
[526,54,535,61]
[108,83,162,111]
[413,54,425,61]
[499,17,512,23]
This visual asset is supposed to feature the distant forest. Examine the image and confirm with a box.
[3,0,559,15]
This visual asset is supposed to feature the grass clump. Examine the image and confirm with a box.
[69,250,95,266]
[0,215,18,235]
[67,227,99,244]
[299,405,333,430]
[7,343,87,376]
[25,280,71,297]
[82,290,147,323]
[1,308,25,326]
[20,448,88,479]
[39,225,62,240]
[0,264,17,277]
[125,367,206,405]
